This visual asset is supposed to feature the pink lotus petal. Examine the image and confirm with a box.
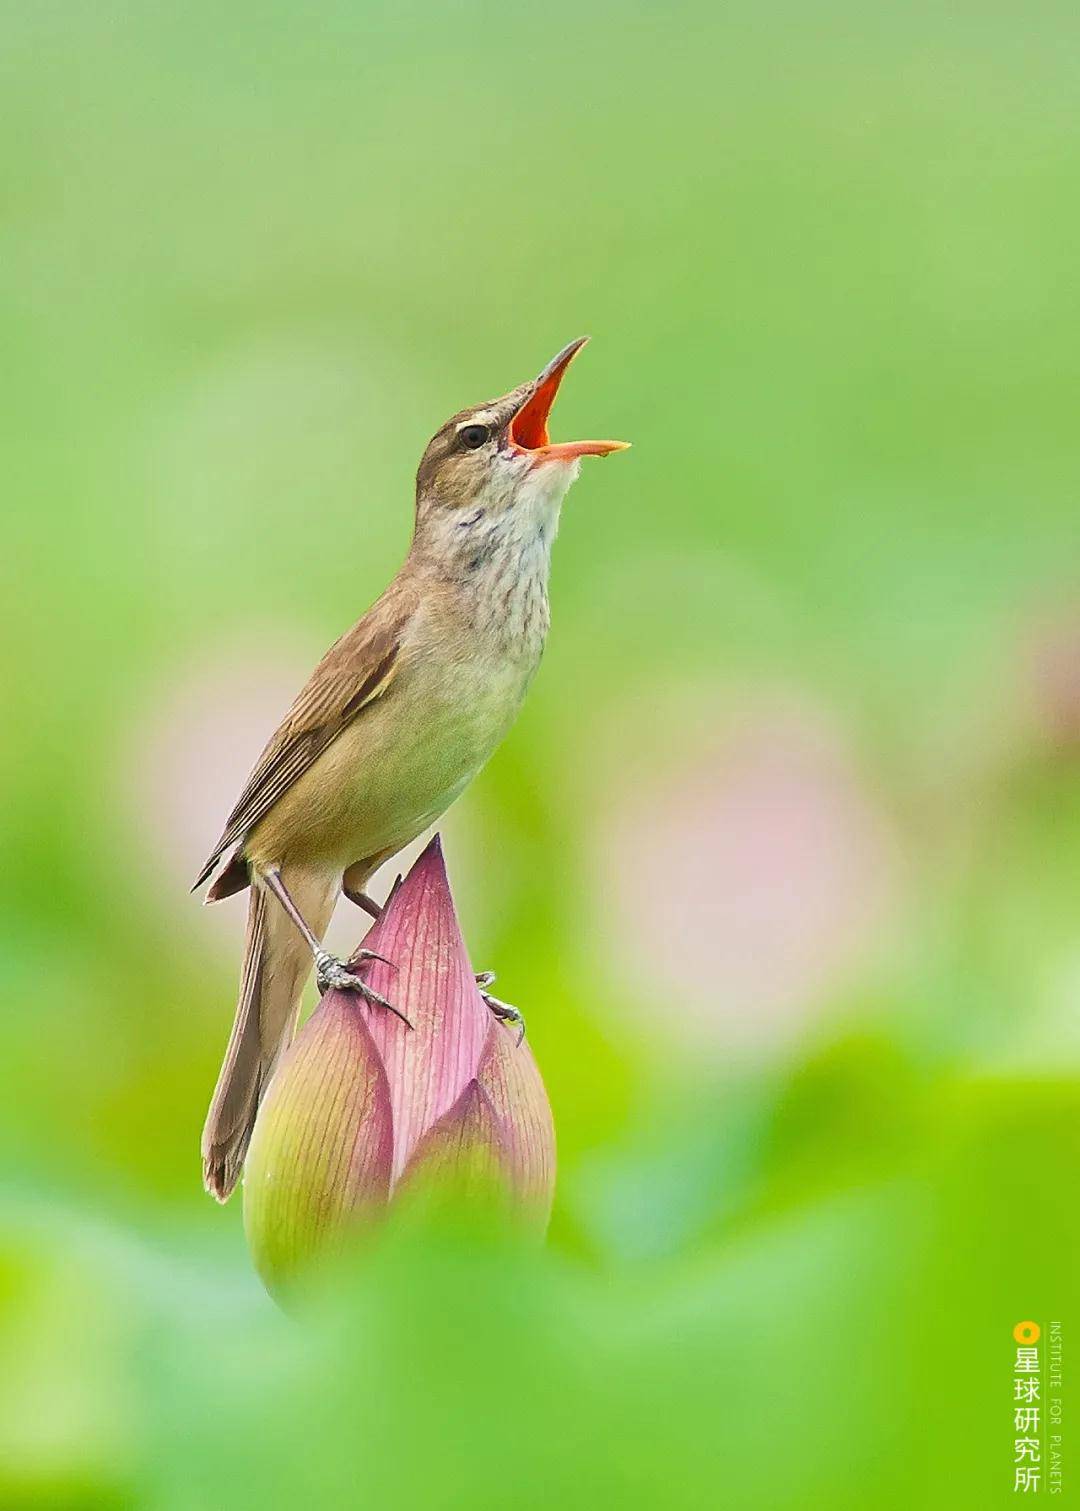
[243,992,393,1293]
[349,836,492,1185]
[397,1079,511,1201]
[242,834,557,1290]
[477,1026,556,1225]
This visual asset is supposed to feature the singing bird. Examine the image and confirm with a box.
[194,338,628,1200]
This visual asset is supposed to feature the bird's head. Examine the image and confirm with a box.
[413,338,628,555]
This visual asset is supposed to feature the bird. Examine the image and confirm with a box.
[193,337,629,1201]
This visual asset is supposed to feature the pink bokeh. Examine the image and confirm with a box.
[119,631,316,940]
[1026,607,1080,753]
[593,689,900,1057]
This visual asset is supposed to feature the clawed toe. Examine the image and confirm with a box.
[358,980,413,1030]
[352,947,396,971]
[315,950,412,1029]
[481,990,526,1046]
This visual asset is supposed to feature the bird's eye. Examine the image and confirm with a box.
[459,423,490,450]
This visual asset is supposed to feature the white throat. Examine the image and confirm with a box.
[433,456,580,658]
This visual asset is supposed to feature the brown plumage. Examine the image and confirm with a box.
[195,600,410,897]
[195,338,628,1200]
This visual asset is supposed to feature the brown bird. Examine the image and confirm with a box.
[194,338,628,1200]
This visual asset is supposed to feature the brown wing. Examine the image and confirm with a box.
[192,602,411,892]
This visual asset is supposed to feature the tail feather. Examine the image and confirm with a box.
[201,869,337,1202]
[206,848,251,902]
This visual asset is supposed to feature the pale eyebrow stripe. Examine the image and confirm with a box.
[456,410,496,430]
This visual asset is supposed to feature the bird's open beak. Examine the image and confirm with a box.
[509,337,630,462]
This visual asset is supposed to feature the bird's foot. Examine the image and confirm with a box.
[315,949,412,1029]
[475,972,526,1045]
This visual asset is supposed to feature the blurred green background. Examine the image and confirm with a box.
[3,0,1080,1505]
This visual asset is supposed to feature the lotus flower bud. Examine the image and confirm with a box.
[243,837,555,1293]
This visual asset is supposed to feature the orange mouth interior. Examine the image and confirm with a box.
[509,365,567,450]
[508,339,629,461]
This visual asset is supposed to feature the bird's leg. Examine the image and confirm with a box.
[342,882,523,1041]
[262,868,410,1028]
[343,885,384,920]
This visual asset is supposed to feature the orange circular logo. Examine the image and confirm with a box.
[1013,1321,1041,1345]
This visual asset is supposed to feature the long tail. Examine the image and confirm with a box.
[201,867,338,1202]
